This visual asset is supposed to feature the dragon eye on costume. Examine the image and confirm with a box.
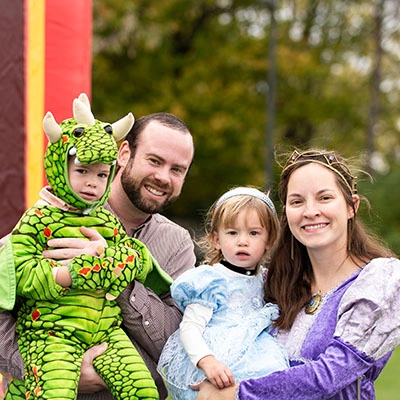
[73,127,85,138]
[104,125,113,135]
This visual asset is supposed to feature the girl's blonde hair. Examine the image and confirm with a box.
[197,187,279,266]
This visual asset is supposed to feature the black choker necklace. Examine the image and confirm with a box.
[220,260,257,276]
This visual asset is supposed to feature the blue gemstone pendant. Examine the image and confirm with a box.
[305,291,322,314]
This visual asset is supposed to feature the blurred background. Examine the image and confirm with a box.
[1,0,399,253]
[90,0,400,255]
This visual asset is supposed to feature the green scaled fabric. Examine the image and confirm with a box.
[3,94,167,400]
[0,237,16,312]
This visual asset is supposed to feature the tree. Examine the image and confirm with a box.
[91,0,400,252]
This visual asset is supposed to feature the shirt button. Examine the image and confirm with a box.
[131,295,135,302]
[144,320,150,326]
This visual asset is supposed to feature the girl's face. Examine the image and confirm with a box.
[68,156,111,203]
[213,208,270,270]
[285,163,357,254]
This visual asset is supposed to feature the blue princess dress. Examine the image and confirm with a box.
[157,263,289,400]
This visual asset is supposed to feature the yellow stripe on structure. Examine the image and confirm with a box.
[25,0,45,208]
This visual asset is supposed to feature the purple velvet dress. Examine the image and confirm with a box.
[237,257,400,399]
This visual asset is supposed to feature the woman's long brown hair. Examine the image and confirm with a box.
[264,150,396,330]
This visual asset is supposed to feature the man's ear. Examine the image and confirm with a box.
[117,141,131,169]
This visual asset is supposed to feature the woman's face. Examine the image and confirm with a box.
[285,163,356,254]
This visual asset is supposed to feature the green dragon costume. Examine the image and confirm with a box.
[2,93,172,400]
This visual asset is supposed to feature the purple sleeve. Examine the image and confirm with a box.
[238,338,373,400]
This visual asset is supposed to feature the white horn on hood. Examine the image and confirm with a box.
[73,94,95,126]
[77,92,91,109]
[111,112,135,142]
[42,112,63,143]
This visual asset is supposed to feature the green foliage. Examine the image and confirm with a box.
[92,0,400,247]
[358,162,400,255]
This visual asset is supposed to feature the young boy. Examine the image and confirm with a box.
[1,94,171,400]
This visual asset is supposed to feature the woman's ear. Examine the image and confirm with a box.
[348,194,360,218]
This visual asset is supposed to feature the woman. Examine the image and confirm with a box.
[195,149,400,399]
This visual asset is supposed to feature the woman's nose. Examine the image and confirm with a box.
[303,202,321,217]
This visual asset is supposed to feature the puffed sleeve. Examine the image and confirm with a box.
[335,257,400,360]
[171,265,227,311]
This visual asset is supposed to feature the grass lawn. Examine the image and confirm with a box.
[375,345,400,399]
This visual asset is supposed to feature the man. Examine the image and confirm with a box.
[0,112,196,400]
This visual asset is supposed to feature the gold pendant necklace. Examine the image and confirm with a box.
[305,291,323,315]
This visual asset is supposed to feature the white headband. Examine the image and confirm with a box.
[215,187,276,215]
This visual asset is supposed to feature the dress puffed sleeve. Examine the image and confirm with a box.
[334,257,400,360]
[171,265,227,311]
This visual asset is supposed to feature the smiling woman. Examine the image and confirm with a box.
[195,149,400,400]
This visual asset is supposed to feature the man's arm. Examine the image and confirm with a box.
[117,234,196,360]
[0,235,24,381]
[0,311,24,380]
[117,284,182,360]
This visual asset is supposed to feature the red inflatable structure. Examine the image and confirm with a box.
[0,1,92,237]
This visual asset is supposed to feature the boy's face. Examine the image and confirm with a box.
[68,156,111,203]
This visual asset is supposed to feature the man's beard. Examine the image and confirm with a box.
[120,166,176,214]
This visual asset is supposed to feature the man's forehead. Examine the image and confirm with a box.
[140,123,193,155]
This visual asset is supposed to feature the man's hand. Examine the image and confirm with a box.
[43,226,107,265]
[78,343,108,393]
[197,355,235,389]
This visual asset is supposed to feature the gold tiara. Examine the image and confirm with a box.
[281,150,358,194]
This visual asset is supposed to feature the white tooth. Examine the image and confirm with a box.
[147,186,163,196]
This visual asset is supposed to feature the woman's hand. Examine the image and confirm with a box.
[78,343,108,393]
[192,380,238,400]
[43,226,107,265]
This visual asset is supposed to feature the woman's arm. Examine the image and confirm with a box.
[194,381,237,400]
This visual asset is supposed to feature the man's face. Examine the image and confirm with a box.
[120,121,194,214]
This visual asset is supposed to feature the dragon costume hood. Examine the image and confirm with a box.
[43,93,134,214]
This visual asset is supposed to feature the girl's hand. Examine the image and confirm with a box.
[197,355,235,389]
